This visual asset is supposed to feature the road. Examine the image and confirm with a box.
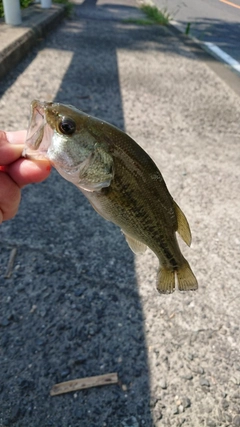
[154,0,240,62]
[0,0,240,426]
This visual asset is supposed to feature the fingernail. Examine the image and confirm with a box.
[6,130,27,144]
[5,132,14,143]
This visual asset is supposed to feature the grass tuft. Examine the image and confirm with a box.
[0,0,73,19]
[140,4,170,25]
[53,0,73,17]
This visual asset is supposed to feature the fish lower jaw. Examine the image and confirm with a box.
[22,147,49,161]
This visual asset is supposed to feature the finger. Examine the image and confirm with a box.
[0,173,21,222]
[7,157,51,188]
[5,130,27,144]
[0,130,25,165]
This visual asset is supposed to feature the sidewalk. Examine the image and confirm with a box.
[0,1,240,426]
[0,3,65,80]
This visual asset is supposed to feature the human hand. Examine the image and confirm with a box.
[0,130,51,223]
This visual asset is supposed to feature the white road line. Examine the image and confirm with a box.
[204,42,240,72]
[171,20,240,74]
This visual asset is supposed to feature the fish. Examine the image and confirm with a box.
[23,99,198,294]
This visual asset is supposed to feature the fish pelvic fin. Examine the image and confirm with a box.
[176,260,198,292]
[157,261,198,294]
[157,267,175,294]
[123,232,147,254]
[174,201,192,247]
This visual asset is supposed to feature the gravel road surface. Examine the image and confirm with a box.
[0,1,240,426]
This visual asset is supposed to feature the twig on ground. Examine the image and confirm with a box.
[4,247,17,278]
[50,372,119,396]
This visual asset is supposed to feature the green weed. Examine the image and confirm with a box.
[53,0,73,17]
[185,22,191,35]
[0,0,73,19]
[140,4,170,25]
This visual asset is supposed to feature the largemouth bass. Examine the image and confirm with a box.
[23,100,198,294]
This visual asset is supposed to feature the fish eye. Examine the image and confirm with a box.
[59,117,76,135]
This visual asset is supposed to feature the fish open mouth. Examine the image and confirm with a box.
[22,100,54,161]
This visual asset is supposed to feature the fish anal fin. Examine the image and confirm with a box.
[123,232,147,254]
[157,267,175,294]
[174,201,192,247]
[176,260,198,291]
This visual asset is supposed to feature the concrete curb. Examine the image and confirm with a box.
[0,4,66,81]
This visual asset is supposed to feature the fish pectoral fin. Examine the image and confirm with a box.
[174,201,192,247]
[78,145,114,192]
[123,232,147,254]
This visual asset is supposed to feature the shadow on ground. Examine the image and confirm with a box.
[0,1,157,426]
[2,0,237,101]
[180,18,240,59]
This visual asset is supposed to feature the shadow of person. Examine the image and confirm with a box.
[0,1,155,426]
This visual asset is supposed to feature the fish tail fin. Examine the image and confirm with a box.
[157,267,176,294]
[176,260,198,292]
[157,260,198,294]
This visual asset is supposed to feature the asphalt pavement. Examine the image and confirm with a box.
[0,1,240,426]
[154,0,240,64]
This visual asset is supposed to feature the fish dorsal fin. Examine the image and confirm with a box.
[174,201,192,247]
[123,232,147,254]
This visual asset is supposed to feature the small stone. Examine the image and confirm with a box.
[60,368,71,378]
[187,353,194,361]
[232,391,240,399]
[18,378,34,390]
[233,405,240,414]
[224,413,232,423]
[39,308,47,317]
[178,404,184,413]
[233,415,240,426]
[221,399,229,410]
[233,376,240,386]
[74,289,83,297]
[191,365,204,375]
[154,407,162,421]
[181,397,191,409]
[0,318,10,327]
[206,419,216,427]
[159,379,167,389]
[74,355,87,364]
[182,373,193,380]
[173,406,179,415]
[200,377,210,387]
[121,416,139,427]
